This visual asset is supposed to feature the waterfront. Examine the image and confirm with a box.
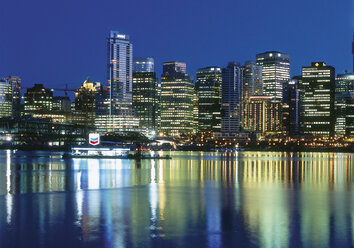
[0,150,353,248]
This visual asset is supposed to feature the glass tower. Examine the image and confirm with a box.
[196,66,222,134]
[221,62,242,135]
[133,57,154,73]
[301,62,335,137]
[256,51,290,102]
[160,62,194,136]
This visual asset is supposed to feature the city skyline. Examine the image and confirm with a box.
[1,0,354,89]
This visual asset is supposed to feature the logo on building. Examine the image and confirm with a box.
[89,133,100,146]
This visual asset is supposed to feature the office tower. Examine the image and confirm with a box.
[0,79,12,117]
[221,62,242,136]
[72,78,100,126]
[282,78,301,136]
[132,66,158,130]
[195,66,222,134]
[4,76,21,118]
[53,97,71,112]
[162,62,186,75]
[107,30,134,116]
[242,61,263,101]
[301,62,335,137]
[243,96,281,135]
[160,62,194,136]
[334,73,354,138]
[256,51,290,102]
[133,57,154,72]
[24,84,53,113]
[96,31,138,132]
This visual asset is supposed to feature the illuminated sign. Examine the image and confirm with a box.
[117,34,126,39]
[89,133,100,146]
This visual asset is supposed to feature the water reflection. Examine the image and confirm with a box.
[0,150,353,247]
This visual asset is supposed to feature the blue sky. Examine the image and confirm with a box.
[1,0,353,90]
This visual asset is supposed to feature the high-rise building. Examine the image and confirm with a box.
[160,62,194,136]
[195,66,222,134]
[301,62,335,137]
[24,84,53,113]
[334,73,354,138]
[53,96,71,112]
[256,51,290,102]
[243,96,282,135]
[72,78,100,127]
[4,76,21,118]
[242,61,263,101]
[282,78,301,136]
[97,31,138,132]
[221,62,242,136]
[133,57,154,72]
[132,71,158,130]
[0,79,13,118]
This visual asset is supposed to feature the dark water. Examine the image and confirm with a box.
[0,150,353,248]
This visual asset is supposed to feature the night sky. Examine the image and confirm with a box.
[1,0,353,92]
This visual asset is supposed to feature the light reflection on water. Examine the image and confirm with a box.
[0,150,353,247]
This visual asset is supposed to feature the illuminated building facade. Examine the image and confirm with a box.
[282,78,301,136]
[160,62,194,136]
[24,84,53,114]
[96,31,138,133]
[301,62,335,137]
[0,79,13,118]
[132,71,158,130]
[72,78,100,126]
[133,57,154,72]
[334,73,354,138]
[242,61,263,101]
[221,62,242,136]
[196,66,222,133]
[243,96,281,135]
[256,51,290,102]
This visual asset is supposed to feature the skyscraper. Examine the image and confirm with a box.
[160,62,194,136]
[301,62,335,137]
[107,31,133,116]
[282,78,301,136]
[0,79,13,118]
[256,51,290,102]
[0,76,21,118]
[334,73,354,138]
[221,62,242,136]
[96,31,139,132]
[133,57,154,72]
[242,61,263,101]
[132,58,159,130]
[196,66,222,134]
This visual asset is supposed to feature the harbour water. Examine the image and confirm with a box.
[0,150,353,247]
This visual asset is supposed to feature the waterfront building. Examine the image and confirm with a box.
[243,96,282,135]
[96,31,138,133]
[256,51,290,102]
[242,61,263,101]
[53,96,71,112]
[133,57,154,72]
[132,70,158,130]
[195,66,222,134]
[160,62,194,136]
[0,76,21,118]
[334,73,354,138]
[282,78,301,136]
[221,62,242,136]
[300,62,335,137]
[72,78,100,127]
[0,79,13,118]
[24,84,53,115]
